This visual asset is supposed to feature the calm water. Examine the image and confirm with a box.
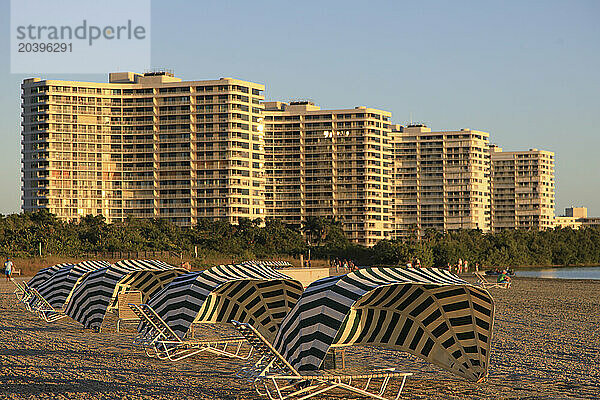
[517,266,600,280]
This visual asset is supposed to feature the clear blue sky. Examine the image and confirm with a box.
[1,0,598,215]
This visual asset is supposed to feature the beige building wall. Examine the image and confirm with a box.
[554,216,582,229]
[490,146,555,231]
[391,124,491,237]
[21,72,265,226]
[556,207,599,229]
[264,101,393,245]
[580,217,600,228]
[565,207,587,218]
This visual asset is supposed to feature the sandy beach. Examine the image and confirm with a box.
[1,276,599,400]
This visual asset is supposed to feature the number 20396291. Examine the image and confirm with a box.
[18,42,72,52]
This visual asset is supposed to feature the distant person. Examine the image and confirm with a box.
[4,258,13,282]
[498,270,511,284]
[415,258,421,268]
[475,263,480,272]
[458,258,463,274]
[464,260,469,273]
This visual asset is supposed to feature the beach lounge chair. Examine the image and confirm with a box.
[129,303,252,362]
[29,288,68,323]
[10,277,27,301]
[11,278,34,306]
[474,271,510,289]
[17,281,38,311]
[116,291,143,332]
[232,321,412,400]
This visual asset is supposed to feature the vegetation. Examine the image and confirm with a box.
[1,211,599,268]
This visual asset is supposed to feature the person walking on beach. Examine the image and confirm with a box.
[4,258,13,282]
[457,258,463,274]
[181,261,191,271]
[464,260,469,273]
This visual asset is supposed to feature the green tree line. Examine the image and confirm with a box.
[1,211,599,267]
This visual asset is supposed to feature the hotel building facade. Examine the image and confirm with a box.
[263,101,394,245]
[21,72,556,244]
[489,146,555,231]
[391,124,491,237]
[21,72,265,226]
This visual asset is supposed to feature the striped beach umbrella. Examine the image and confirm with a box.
[145,262,304,341]
[27,263,73,289]
[64,260,185,330]
[113,269,185,305]
[273,267,494,382]
[36,260,111,309]
[245,260,292,268]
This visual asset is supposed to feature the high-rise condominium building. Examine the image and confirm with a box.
[490,146,555,231]
[21,72,265,226]
[264,101,393,245]
[391,124,491,237]
[21,71,557,244]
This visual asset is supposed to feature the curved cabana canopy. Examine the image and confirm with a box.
[27,263,73,289]
[273,267,494,382]
[246,260,292,268]
[65,260,186,330]
[37,260,111,309]
[145,263,304,341]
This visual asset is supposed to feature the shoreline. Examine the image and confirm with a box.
[10,260,600,279]
[497,263,600,269]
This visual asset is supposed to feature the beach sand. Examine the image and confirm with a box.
[1,277,599,400]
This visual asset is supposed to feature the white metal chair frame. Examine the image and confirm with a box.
[232,321,412,400]
[12,279,38,311]
[23,284,42,313]
[11,277,27,301]
[28,288,68,323]
[129,303,252,362]
[474,271,511,289]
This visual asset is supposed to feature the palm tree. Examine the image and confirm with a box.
[302,217,326,246]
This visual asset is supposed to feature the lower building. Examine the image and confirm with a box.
[555,207,600,229]
[565,207,587,218]
[581,217,600,228]
[490,146,555,231]
[555,216,583,229]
